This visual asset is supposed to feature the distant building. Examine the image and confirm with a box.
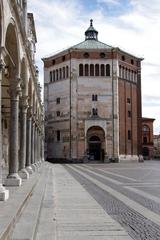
[43,20,143,163]
[142,118,155,159]
[153,134,160,158]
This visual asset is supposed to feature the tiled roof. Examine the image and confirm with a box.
[72,39,112,50]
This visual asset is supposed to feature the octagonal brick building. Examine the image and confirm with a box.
[43,20,143,163]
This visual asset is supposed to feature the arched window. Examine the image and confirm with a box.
[63,67,65,79]
[95,64,99,76]
[106,64,110,76]
[56,69,58,81]
[85,64,89,76]
[131,70,133,81]
[142,125,150,144]
[59,68,62,80]
[92,108,98,116]
[122,67,124,79]
[119,65,121,78]
[53,70,55,82]
[134,72,137,82]
[66,66,69,78]
[101,64,105,76]
[90,64,94,76]
[143,125,150,133]
[125,68,128,79]
[79,64,83,76]
[50,71,52,82]
[128,69,130,81]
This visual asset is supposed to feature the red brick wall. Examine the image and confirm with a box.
[119,79,138,155]
[43,50,117,68]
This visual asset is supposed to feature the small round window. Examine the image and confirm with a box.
[100,52,106,58]
[84,52,89,58]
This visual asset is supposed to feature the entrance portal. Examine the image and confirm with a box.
[142,147,149,159]
[89,136,101,160]
[86,126,105,161]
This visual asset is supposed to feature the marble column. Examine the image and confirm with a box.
[19,96,29,179]
[34,126,38,165]
[4,78,22,186]
[0,62,9,200]
[37,129,40,165]
[39,133,41,163]
[26,107,33,174]
[39,131,42,164]
[31,120,36,171]
[41,133,44,162]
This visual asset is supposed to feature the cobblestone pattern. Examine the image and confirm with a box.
[65,165,160,240]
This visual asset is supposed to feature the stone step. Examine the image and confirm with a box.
[34,167,55,240]
[0,166,42,240]
[11,165,50,240]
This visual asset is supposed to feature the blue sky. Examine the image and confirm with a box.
[28,0,160,134]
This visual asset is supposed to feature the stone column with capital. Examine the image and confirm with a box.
[4,78,22,186]
[31,120,36,171]
[34,126,38,165]
[18,96,29,179]
[37,129,40,164]
[26,106,33,174]
[0,62,9,200]
[41,132,45,162]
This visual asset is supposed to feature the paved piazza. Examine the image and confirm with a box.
[9,161,160,239]
[64,161,160,240]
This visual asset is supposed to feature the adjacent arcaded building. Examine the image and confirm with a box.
[0,0,44,201]
[43,20,143,163]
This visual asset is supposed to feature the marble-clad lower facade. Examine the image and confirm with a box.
[0,0,44,201]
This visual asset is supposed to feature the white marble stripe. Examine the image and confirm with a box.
[85,165,137,182]
[124,186,160,204]
[75,165,122,185]
[68,165,160,226]
[124,182,160,186]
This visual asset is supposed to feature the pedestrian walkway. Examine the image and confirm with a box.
[0,164,42,239]
[49,164,132,240]
[0,162,132,240]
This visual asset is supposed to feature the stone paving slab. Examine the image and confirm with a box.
[0,166,42,240]
[11,166,48,240]
[53,164,132,240]
[1,163,133,240]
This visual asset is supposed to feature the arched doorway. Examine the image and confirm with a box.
[87,126,105,161]
[142,147,149,158]
[89,136,101,160]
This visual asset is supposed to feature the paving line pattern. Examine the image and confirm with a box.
[65,164,160,240]
[53,164,132,240]
[76,164,160,215]
[85,165,137,182]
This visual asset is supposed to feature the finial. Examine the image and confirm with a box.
[90,19,93,27]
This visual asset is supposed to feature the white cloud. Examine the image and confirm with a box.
[28,0,160,133]
[97,0,120,5]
